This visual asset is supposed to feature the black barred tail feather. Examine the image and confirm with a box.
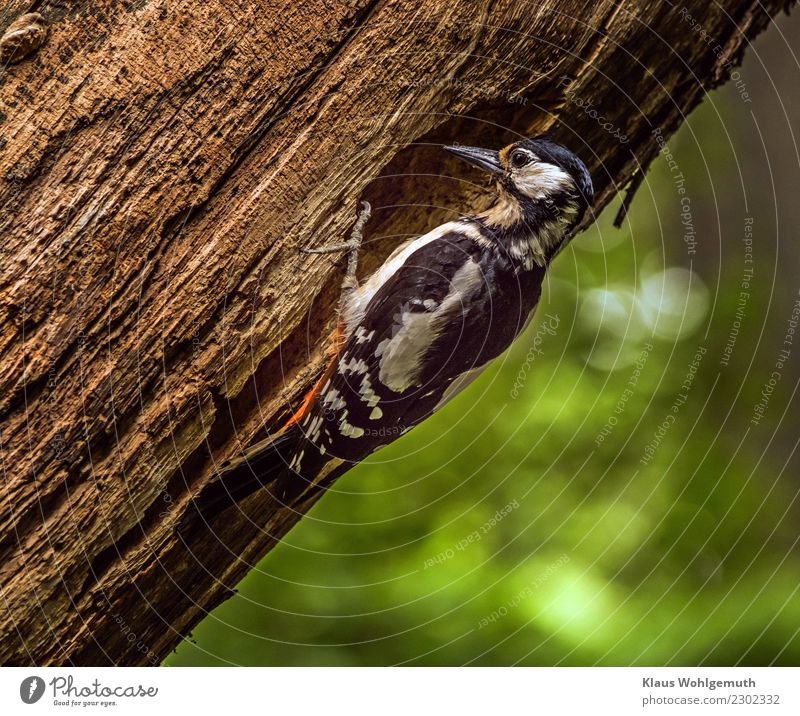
[179,424,309,530]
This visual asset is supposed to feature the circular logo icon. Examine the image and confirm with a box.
[20,676,45,704]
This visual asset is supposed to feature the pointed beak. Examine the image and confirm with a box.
[444,144,503,175]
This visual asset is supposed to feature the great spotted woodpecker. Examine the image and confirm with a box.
[185,137,593,525]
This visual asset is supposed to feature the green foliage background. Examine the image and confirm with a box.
[168,15,800,666]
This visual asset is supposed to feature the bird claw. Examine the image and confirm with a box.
[299,200,372,256]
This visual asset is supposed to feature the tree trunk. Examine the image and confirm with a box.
[0,0,792,665]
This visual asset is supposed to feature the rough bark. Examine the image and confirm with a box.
[0,0,792,665]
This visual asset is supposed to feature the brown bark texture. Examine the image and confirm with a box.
[0,0,793,665]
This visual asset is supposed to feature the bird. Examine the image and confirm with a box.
[182,136,593,527]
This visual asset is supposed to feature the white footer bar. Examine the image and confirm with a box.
[1,667,796,715]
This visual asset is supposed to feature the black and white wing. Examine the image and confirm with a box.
[294,222,544,472]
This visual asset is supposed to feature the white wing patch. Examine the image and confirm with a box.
[358,374,381,407]
[339,355,369,375]
[515,162,573,199]
[321,387,346,411]
[354,326,375,344]
[340,420,365,438]
[376,258,483,393]
[341,220,484,335]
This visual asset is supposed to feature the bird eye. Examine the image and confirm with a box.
[510,150,531,168]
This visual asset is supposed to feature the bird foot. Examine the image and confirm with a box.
[300,200,372,290]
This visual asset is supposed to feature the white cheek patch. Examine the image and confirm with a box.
[515,162,573,199]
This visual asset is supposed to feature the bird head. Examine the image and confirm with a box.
[444,137,593,232]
